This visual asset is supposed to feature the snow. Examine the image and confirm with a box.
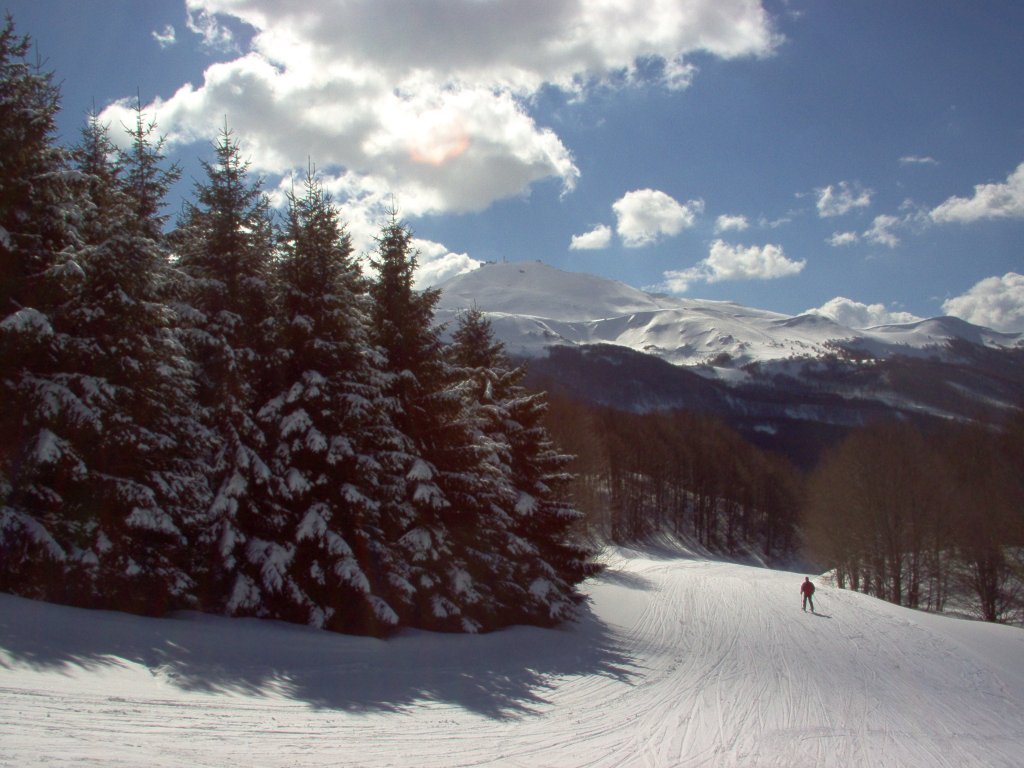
[31,428,64,464]
[0,508,66,561]
[280,408,313,438]
[0,307,53,336]
[515,491,537,516]
[436,262,1024,367]
[406,458,434,481]
[125,507,180,536]
[2,542,1022,767]
[285,467,311,495]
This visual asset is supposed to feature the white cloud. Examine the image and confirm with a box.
[815,181,872,218]
[570,224,613,251]
[660,270,698,294]
[941,272,1024,333]
[702,239,805,282]
[899,155,938,166]
[102,0,776,226]
[930,162,1024,224]
[758,214,793,229]
[152,25,177,49]
[662,239,804,293]
[186,6,236,51]
[828,231,859,247]
[663,58,698,90]
[410,239,482,289]
[864,214,901,248]
[613,189,702,247]
[808,297,921,329]
[714,213,749,233]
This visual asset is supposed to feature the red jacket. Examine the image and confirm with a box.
[800,580,815,596]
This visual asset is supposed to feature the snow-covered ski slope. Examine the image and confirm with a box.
[3,545,1023,767]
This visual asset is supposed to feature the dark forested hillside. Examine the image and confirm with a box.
[524,342,1024,471]
[542,396,803,564]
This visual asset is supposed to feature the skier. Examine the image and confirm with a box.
[800,577,815,612]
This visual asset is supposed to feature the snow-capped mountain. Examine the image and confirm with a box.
[436,261,1022,368]
[437,262,1024,465]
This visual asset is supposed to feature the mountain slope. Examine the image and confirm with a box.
[436,262,1023,367]
[437,263,1024,465]
[2,545,1023,767]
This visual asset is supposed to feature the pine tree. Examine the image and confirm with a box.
[450,307,594,626]
[0,16,87,599]
[258,169,405,634]
[48,112,210,612]
[0,15,76,317]
[170,125,282,616]
[368,218,503,631]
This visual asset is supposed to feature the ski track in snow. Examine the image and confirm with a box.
[3,548,1023,767]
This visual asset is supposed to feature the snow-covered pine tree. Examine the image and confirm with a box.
[450,307,595,626]
[0,16,89,600]
[38,111,212,613]
[0,16,76,316]
[258,169,405,635]
[169,125,283,616]
[368,218,507,632]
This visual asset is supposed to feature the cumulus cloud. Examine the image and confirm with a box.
[152,25,177,48]
[930,162,1024,224]
[613,189,703,247]
[186,6,236,51]
[662,239,804,293]
[410,239,482,289]
[102,0,776,228]
[570,224,613,251]
[864,214,902,248]
[714,213,749,233]
[815,181,872,218]
[808,297,921,329]
[941,272,1024,333]
[701,239,805,282]
[828,231,859,247]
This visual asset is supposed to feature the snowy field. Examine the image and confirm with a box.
[2,543,1023,767]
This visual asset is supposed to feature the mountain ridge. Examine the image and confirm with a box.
[437,262,1024,466]
[436,261,1022,370]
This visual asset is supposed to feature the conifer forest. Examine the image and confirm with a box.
[0,16,594,635]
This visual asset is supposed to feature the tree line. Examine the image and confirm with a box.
[0,17,593,636]
[804,417,1024,623]
[540,386,1023,623]
[542,397,802,563]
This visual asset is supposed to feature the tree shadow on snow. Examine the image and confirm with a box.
[589,568,658,591]
[0,593,638,721]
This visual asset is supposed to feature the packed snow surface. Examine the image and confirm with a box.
[3,544,1023,767]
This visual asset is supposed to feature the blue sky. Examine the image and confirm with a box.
[8,1,1024,330]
